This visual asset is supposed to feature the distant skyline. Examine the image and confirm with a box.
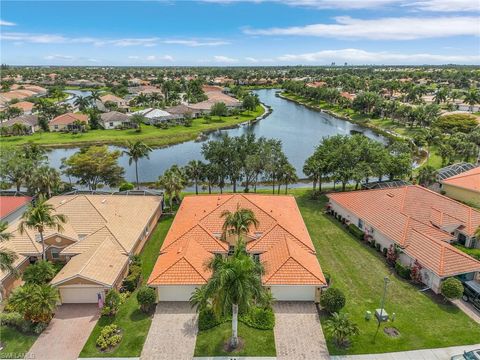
[1,0,479,66]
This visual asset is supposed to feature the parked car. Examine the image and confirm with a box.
[451,349,480,360]
[462,280,480,311]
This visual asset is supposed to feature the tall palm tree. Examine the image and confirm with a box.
[185,160,205,195]
[157,166,186,209]
[30,166,61,198]
[73,96,91,111]
[123,141,152,189]
[417,165,437,187]
[190,241,265,349]
[221,206,259,242]
[89,90,101,107]
[19,197,67,260]
[0,221,18,274]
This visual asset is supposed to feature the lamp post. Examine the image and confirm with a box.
[374,276,390,343]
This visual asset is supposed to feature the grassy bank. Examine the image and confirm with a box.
[1,106,264,148]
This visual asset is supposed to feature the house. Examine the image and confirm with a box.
[10,101,35,114]
[148,194,327,302]
[327,186,480,294]
[49,113,88,132]
[0,195,33,225]
[0,193,162,303]
[1,114,40,134]
[100,111,132,129]
[99,94,128,109]
[131,108,174,125]
[165,104,202,119]
[306,81,327,88]
[187,85,241,112]
[440,167,480,207]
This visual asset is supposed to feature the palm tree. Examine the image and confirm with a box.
[123,141,152,189]
[9,284,59,323]
[221,206,259,242]
[89,90,101,107]
[73,96,91,111]
[464,88,480,112]
[185,160,205,195]
[157,166,186,209]
[190,241,265,349]
[19,196,67,260]
[325,312,359,348]
[0,221,18,274]
[30,166,61,198]
[281,163,298,194]
[417,165,437,187]
[130,114,146,132]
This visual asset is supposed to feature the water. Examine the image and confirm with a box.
[47,89,387,183]
[63,90,92,106]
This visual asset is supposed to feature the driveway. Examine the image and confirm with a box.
[452,299,480,324]
[26,304,99,360]
[273,301,329,360]
[141,302,198,360]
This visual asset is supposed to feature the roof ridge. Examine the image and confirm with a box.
[197,194,235,222]
[82,195,109,223]
[75,236,117,276]
[102,224,129,254]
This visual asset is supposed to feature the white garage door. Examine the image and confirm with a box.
[59,286,105,303]
[270,285,316,301]
[157,285,198,301]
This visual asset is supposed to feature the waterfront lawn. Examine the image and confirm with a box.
[194,322,276,357]
[295,190,480,355]
[0,326,38,358]
[79,215,173,358]
[1,106,264,148]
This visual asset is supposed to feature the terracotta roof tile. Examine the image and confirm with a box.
[441,167,480,193]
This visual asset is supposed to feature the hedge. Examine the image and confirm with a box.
[197,306,275,331]
[395,261,411,280]
[347,224,364,240]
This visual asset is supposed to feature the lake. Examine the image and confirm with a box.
[47,89,387,183]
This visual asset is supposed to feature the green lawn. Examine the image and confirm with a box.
[194,322,276,357]
[79,215,173,358]
[0,106,264,148]
[295,190,480,355]
[454,244,480,261]
[0,326,39,359]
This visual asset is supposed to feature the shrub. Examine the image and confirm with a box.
[325,312,359,349]
[434,114,479,134]
[118,182,134,191]
[375,243,381,252]
[441,277,464,300]
[240,307,275,330]
[410,260,423,284]
[324,272,331,285]
[347,224,364,240]
[198,307,223,330]
[386,244,399,266]
[130,255,142,267]
[0,311,25,328]
[119,291,130,305]
[137,287,156,313]
[8,284,59,323]
[32,322,48,334]
[22,261,56,285]
[370,239,376,248]
[122,265,142,292]
[382,247,388,257]
[320,287,346,314]
[96,324,122,351]
[103,289,121,316]
[395,261,411,280]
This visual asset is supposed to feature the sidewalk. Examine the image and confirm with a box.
[331,344,480,360]
[452,299,480,324]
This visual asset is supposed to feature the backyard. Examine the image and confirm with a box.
[0,105,264,148]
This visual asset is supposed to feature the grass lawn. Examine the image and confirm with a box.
[0,326,39,358]
[454,244,480,261]
[294,190,480,355]
[79,215,173,358]
[1,106,264,148]
[194,322,276,357]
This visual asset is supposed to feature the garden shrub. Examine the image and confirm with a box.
[382,247,388,257]
[96,324,122,351]
[347,224,364,240]
[137,286,156,313]
[130,255,142,267]
[0,312,36,334]
[395,261,411,280]
[324,272,331,285]
[119,291,130,305]
[118,182,134,191]
[441,277,464,300]
[32,322,48,334]
[320,287,346,314]
[370,239,376,248]
[434,114,478,134]
[375,243,381,252]
[122,264,142,292]
[102,289,121,316]
[240,307,275,330]
[22,261,56,285]
[198,307,223,330]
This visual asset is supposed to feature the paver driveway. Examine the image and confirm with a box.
[274,301,329,360]
[26,304,99,360]
[141,302,198,360]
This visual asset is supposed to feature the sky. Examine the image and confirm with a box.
[1,0,479,66]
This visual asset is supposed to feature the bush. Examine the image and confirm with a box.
[122,265,142,292]
[375,243,381,252]
[118,182,134,191]
[198,307,223,330]
[382,247,388,257]
[96,324,122,351]
[434,114,479,134]
[320,287,346,314]
[137,287,156,313]
[32,322,48,334]
[130,255,142,267]
[119,291,130,305]
[22,261,56,285]
[347,224,364,240]
[395,261,411,280]
[324,272,331,285]
[0,311,26,328]
[240,307,275,330]
[103,289,121,316]
[441,277,464,300]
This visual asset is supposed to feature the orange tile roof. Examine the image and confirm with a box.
[148,194,326,286]
[441,167,480,193]
[328,186,480,277]
[10,101,34,112]
[50,113,88,125]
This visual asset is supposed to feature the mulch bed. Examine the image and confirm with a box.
[223,337,245,353]
[384,327,400,337]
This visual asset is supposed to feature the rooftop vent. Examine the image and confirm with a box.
[101,199,107,204]
[213,232,222,239]
[386,193,395,198]
[177,247,183,254]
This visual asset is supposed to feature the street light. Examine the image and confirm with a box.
[373,276,390,343]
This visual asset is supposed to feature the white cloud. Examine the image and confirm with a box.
[405,0,480,12]
[129,55,175,62]
[163,39,229,46]
[44,54,74,60]
[0,20,16,26]
[276,48,480,64]
[245,56,274,63]
[244,16,480,40]
[213,55,238,63]
[128,55,140,59]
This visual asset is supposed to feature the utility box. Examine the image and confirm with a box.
[375,308,389,322]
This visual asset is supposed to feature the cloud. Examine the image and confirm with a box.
[405,0,480,12]
[245,56,274,63]
[44,54,74,60]
[128,55,174,62]
[276,48,480,64]
[0,20,16,26]
[244,16,480,40]
[213,55,238,63]
[163,39,229,46]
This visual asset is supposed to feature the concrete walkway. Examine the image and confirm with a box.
[27,304,99,360]
[452,299,480,324]
[141,302,198,360]
[273,301,329,360]
[331,344,480,360]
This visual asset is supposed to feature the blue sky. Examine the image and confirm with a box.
[1,0,479,66]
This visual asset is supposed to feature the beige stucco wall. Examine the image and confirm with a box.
[442,184,480,207]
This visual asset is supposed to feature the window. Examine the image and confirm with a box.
[253,253,260,263]
[458,233,467,246]
[358,219,364,230]
[228,245,235,256]
[51,248,60,260]
[54,125,58,130]
[109,122,114,127]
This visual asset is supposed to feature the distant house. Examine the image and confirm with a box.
[188,85,241,112]
[340,92,356,101]
[306,81,326,88]
[10,101,35,114]
[165,104,201,119]
[1,114,39,134]
[100,111,132,129]
[100,94,128,109]
[49,113,88,132]
[131,108,174,125]
[440,166,480,207]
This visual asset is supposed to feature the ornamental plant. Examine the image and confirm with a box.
[320,287,346,314]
